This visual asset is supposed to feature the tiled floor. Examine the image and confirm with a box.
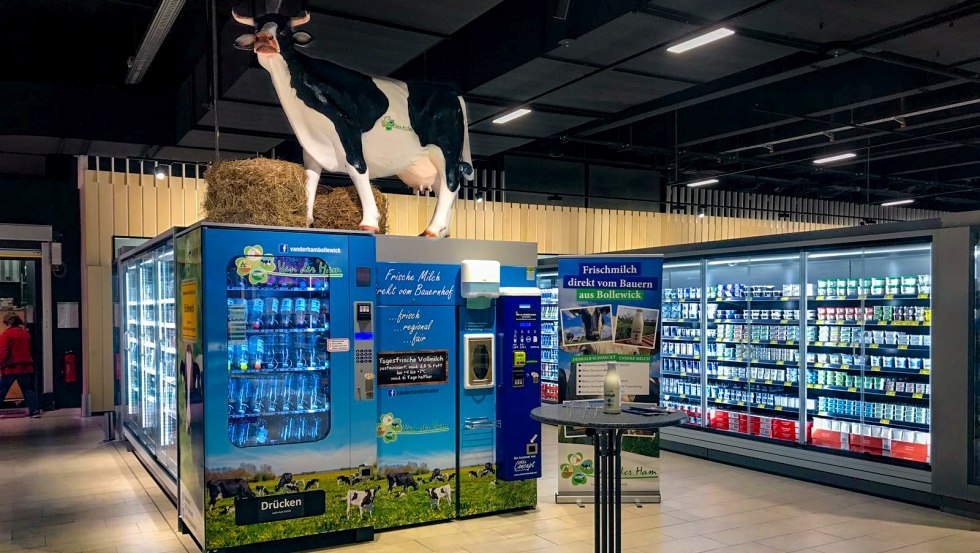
[3,411,980,553]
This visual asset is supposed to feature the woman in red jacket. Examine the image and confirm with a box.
[0,314,39,417]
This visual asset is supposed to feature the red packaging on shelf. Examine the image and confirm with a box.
[890,441,929,463]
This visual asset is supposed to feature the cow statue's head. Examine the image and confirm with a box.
[232,10,313,56]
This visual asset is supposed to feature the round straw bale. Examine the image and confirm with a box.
[203,158,308,227]
[312,185,388,233]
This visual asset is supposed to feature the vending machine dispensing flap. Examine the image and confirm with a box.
[464,333,495,389]
[495,288,542,481]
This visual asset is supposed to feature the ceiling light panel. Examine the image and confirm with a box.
[667,28,735,53]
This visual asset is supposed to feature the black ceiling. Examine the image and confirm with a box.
[3,0,980,211]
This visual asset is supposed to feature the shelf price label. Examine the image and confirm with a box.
[776,361,785,366]
[815,296,825,301]
[898,345,909,350]
[918,294,929,299]
[913,393,924,399]
[847,387,858,393]
[765,380,773,385]
[737,401,745,406]
[868,344,879,349]
[780,319,790,324]
[757,403,765,409]
[885,391,896,396]
[880,419,891,425]
[871,367,881,372]
[841,364,850,370]
[784,381,793,387]
[884,294,895,300]
[920,369,930,375]
[774,406,783,411]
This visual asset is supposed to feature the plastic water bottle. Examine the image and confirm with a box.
[249,298,264,329]
[264,297,280,329]
[604,362,621,414]
[248,336,265,370]
[309,298,321,329]
[294,297,308,328]
[280,298,294,329]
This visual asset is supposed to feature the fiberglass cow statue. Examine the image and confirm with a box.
[232,8,473,237]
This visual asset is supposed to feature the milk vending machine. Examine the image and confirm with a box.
[171,226,542,552]
[175,224,378,552]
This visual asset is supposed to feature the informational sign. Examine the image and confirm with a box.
[180,279,198,340]
[235,491,326,525]
[555,255,664,503]
[227,303,246,346]
[56,302,79,329]
[377,350,449,386]
[326,338,350,352]
[575,355,650,396]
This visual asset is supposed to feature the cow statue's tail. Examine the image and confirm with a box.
[458,96,475,187]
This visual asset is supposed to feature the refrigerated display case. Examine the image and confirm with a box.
[805,245,932,463]
[660,261,703,426]
[647,242,933,467]
[120,233,178,493]
[704,253,806,443]
[538,271,560,403]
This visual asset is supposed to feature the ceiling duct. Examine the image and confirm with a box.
[125,0,187,85]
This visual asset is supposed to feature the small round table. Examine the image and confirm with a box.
[531,403,687,553]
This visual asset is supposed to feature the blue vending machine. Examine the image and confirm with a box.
[373,237,542,524]
[174,223,378,552]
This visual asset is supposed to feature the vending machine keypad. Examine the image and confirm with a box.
[353,302,375,401]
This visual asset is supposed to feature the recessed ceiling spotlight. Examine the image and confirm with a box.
[813,152,857,165]
[881,199,915,207]
[492,108,532,124]
[154,163,168,180]
[697,207,706,218]
[558,38,575,47]
[475,191,485,203]
[686,178,719,188]
[667,28,735,53]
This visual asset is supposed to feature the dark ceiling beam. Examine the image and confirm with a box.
[752,115,980,158]
[891,159,980,176]
[678,79,967,149]
[637,4,823,53]
[538,54,706,85]
[750,106,980,152]
[303,6,449,39]
[462,94,608,120]
[855,50,980,86]
[849,0,980,49]
[391,0,649,90]
[575,51,855,137]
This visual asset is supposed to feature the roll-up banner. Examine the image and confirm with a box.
[554,255,664,504]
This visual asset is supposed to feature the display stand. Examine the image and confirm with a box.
[532,403,686,553]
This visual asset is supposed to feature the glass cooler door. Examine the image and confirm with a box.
[138,253,159,453]
[123,260,142,433]
[705,254,804,442]
[156,245,177,475]
[805,244,932,465]
[660,261,704,426]
[538,272,560,403]
[226,257,333,448]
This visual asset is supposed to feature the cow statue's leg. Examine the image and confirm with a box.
[302,152,323,226]
[347,168,381,233]
[422,149,453,238]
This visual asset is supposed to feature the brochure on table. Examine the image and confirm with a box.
[555,255,664,503]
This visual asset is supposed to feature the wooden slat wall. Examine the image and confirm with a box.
[80,166,207,412]
[385,194,839,254]
[80,166,841,410]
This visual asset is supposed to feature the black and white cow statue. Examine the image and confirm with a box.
[232,8,473,238]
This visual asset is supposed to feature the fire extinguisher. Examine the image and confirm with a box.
[64,351,78,384]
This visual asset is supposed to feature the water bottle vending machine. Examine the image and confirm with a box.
[174,224,377,552]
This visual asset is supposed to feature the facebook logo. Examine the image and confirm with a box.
[279,244,288,253]
[387,389,397,398]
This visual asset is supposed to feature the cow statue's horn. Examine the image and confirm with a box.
[232,9,255,27]
[290,11,311,28]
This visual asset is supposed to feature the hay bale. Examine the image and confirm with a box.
[203,158,308,227]
[312,185,388,233]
